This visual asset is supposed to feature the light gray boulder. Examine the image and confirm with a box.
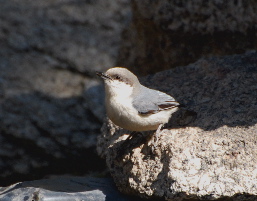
[97,51,257,200]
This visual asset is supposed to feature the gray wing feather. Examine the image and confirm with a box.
[132,86,179,115]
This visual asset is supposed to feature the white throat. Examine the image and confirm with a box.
[105,80,134,99]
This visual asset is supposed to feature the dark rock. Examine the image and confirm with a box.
[0,0,131,185]
[117,0,257,75]
[0,0,131,75]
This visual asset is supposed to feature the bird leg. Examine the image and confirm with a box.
[149,123,163,152]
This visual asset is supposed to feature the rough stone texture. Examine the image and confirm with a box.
[0,176,145,201]
[97,51,257,200]
[117,0,257,75]
[0,0,130,186]
[1,0,131,75]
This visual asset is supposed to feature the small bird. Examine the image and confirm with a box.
[96,67,180,138]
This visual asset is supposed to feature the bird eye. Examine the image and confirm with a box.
[115,75,121,80]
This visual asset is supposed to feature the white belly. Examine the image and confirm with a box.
[106,96,177,131]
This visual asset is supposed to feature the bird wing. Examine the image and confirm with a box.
[132,86,179,115]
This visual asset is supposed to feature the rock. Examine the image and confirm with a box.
[97,51,257,200]
[83,80,106,122]
[117,0,257,75]
[0,0,131,185]
[0,0,131,75]
[0,176,145,201]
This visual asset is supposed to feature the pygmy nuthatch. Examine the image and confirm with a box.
[96,67,180,134]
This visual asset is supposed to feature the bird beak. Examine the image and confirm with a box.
[96,71,112,80]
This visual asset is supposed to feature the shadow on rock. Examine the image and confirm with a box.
[0,91,106,186]
[142,51,257,131]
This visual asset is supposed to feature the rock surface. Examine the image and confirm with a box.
[0,0,130,186]
[97,51,257,200]
[0,176,144,201]
[117,0,257,75]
